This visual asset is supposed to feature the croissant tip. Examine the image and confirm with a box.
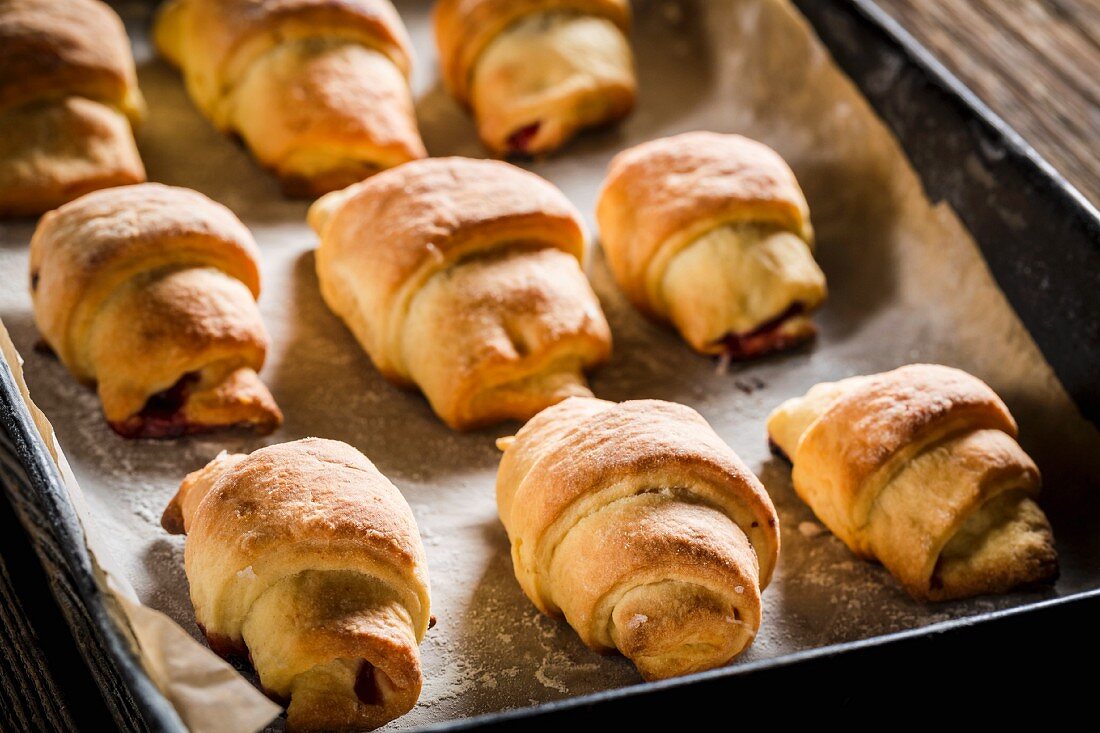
[495,436,516,452]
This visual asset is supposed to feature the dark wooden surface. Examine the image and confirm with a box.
[0,2,1095,731]
[0,518,79,732]
[874,0,1100,206]
[0,425,121,733]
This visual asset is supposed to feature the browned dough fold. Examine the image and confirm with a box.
[497,397,780,679]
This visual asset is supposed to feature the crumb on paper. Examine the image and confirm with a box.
[799,521,827,538]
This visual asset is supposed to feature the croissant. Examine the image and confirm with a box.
[0,0,145,217]
[310,157,612,430]
[767,364,1058,601]
[162,438,432,732]
[597,131,827,359]
[29,183,282,438]
[154,0,426,197]
[496,397,780,680]
[434,0,636,155]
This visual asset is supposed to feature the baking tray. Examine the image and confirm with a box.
[1,0,1098,729]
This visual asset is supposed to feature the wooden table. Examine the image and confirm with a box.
[875,0,1100,206]
[0,1,1097,730]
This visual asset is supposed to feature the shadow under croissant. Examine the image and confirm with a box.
[0,217,37,247]
[627,0,718,138]
[140,538,204,639]
[990,388,1100,582]
[423,518,636,718]
[414,83,485,159]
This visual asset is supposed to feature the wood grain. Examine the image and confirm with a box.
[0,549,75,731]
[873,0,1100,206]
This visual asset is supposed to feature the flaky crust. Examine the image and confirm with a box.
[401,247,611,429]
[230,40,425,197]
[0,98,144,218]
[155,0,412,113]
[29,183,281,437]
[497,397,779,679]
[163,439,431,732]
[792,365,1017,539]
[311,157,609,429]
[0,0,145,216]
[767,364,1058,601]
[0,0,143,116]
[155,0,422,195]
[597,132,814,319]
[433,0,630,103]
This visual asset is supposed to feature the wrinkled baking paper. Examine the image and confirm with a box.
[0,0,1097,730]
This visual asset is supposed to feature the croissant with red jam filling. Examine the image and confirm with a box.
[163,438,432,732]
[29,183,282,438]
[596,131,827,360]
[433,0,636,155]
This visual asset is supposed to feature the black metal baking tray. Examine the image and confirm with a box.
[0,0,1097,729]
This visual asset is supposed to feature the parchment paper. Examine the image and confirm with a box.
[1,0,1098,730]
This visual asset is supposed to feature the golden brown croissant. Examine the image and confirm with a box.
[597,131,827,359]
[496,397,780,680]
[434,0,636,155]
[310,157,612,430]
[0,0,146,217]
[162,438,432,732]
[29,183,282,438]
[154,0,426,197]
[767,364,1058,601]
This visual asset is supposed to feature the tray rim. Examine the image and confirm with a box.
[0,0,1097,729]
[417,586,1100,731]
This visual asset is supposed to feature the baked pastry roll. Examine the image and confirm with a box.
[496,397,780,680]
[434,0,636,155]
[163,438,432,732]
[310,157,612,430]
[154,0,426,197]
[0,0,145,217]
[597,131,827,359]
[767,364,1058,602]
[29,183,282,438]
